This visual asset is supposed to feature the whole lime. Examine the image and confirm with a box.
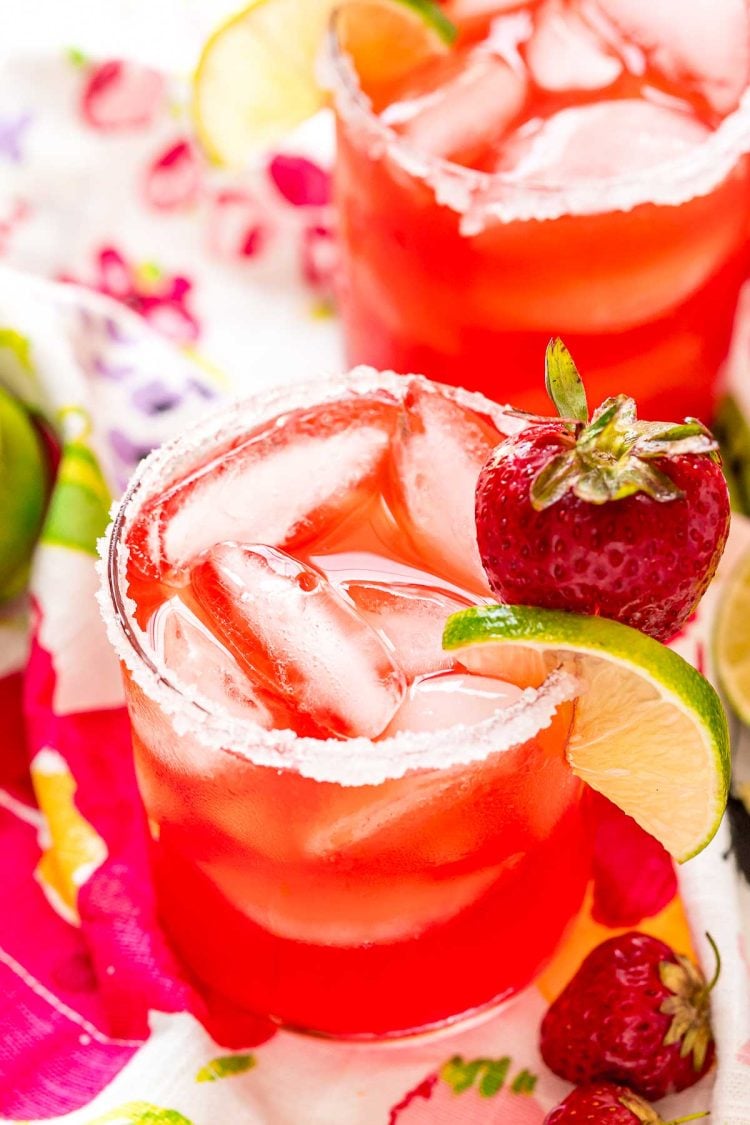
[0,386,49,600]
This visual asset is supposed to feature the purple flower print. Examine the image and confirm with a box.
[93,357,133,381]
[105,316,136,345]
[187,377,218,401]
[131,379,184,417]
[108,428,153,469]
[0,111,32,163]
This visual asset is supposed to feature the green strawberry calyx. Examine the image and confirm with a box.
[531,339,720,511]
[618,1091,709,1125]
[658,932,719,1078]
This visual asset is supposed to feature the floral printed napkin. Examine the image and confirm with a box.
[1,46,750,1125]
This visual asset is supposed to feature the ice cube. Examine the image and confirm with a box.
[383,671,523,735]
[129,394,397,578]
[526,0,623,91]
[581,0,749,115]
[382,47,527,166]
[305,672,525,860]
[496,98,710,184]
[386,382,502,593]
[190,543,407,739]
[342,581,477,678]
[150,597,282,726]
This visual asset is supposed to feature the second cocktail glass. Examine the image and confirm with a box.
[328,2,750,420]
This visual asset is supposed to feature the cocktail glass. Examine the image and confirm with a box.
[100,368,592,1038]
[327,4,750,420]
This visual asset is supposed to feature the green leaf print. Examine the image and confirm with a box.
[440,1054,537,1098]
[86,1102,194,1125]
[195,1053,257,1082]
[41,440,112,555]
[478,1057,511,1098]
[511,1068,538,1095]
[66,45,89,67]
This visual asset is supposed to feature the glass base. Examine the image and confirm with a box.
[265,985,520,1044]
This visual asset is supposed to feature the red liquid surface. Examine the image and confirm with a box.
[333,2,750,419]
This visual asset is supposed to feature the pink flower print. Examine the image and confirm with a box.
[79,247,200,344]
[81,60,164,131]
[268,154,331,207]
[301,221,338,299]
[207,189,271,261]
[0,198,30,255]
[144,139,202,211]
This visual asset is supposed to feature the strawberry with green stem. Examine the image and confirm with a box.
[543,1083,709,1124]
[475,339,730,642]
[540,931,720,1099]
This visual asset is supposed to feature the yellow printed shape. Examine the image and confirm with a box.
[31,748,108,925]
[0,327,34,374]
[180,345,229,389]
[537,888,695,1003]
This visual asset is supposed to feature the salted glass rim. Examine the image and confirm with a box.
[98,366,579,786]
[323,15,750,226]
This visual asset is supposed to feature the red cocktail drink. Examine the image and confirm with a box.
[102,370,591,1037]
[330,2,750,419]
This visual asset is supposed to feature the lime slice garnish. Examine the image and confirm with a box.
[192,0,455,166]
[0,386,48,600]
[443,604,730,863]
[715,545,750,724]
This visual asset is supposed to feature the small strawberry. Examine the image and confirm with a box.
[540,932,718,1100]
[543,1082,708,1124]
[475,339,730,642]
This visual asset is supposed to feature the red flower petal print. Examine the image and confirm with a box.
[144,140,202,211]
[268,154,331,207]
[81,60,164,131]
[301,221,338,296]
[62,246,200,344]
[207,189,271,261]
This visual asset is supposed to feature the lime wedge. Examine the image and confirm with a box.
[715,545,750,724]
[443,605,730,863]
[192,0,455,166]
[0,386,48,600]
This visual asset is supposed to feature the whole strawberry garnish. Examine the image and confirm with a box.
[475,340,730,642]
[544,1082,708,1124]
[540,931,718,1100]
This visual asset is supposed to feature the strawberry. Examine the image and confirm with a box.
[543,1082,708,1124]
[475,340,730,642]
[539,932,718,1100]
[590,794,677,928]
